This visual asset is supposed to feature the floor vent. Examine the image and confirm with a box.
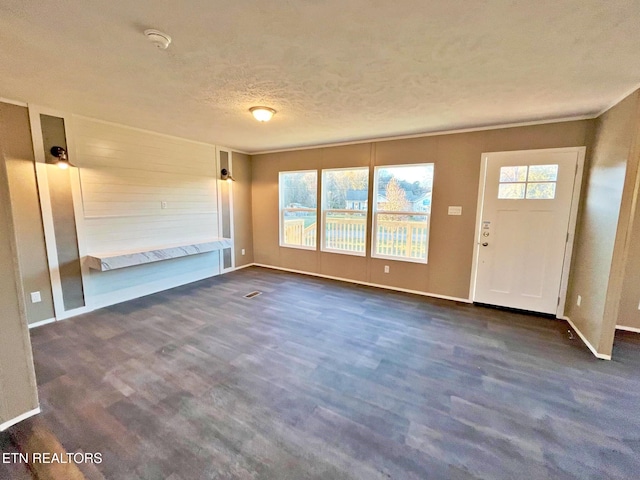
[244,291,262,299]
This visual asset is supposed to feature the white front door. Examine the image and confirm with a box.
[473,148,581,315]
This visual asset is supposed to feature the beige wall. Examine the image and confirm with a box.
[0,103,55,325]
[566,91,640,356]
[232,152,254,267]
[252,120,592,299]
[619,189,640,330]
[0,129,39,429]
[615,93,640,332]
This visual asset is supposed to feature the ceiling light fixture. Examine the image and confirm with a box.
[50,146,73,169]
[249,106,276,122]
[144,29,172,49]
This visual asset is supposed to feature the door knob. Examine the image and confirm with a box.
[482,242,488,247]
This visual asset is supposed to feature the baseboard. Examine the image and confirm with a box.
[230,263,255,272]
[54,306,96,321]
[0,407,40,432]
[252,263,472,304]
[616,325,640,334]
[27,317,56,329]
[561,316,611,360]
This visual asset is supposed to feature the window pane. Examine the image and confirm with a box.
[498,183,525,199]
[527,164,558,182]
[526,182,556,199]
[324,211,367,254]
[373,164,433,263]
[281,171,317,209]
[499,166,528,183]
[375,214,429,261]
[280,171,317,249]
[282,210,317,247]
[376,165,433,213]
[323,168,369,210]
[322,167,369,255]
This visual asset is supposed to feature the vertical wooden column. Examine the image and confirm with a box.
[0,121,39,431]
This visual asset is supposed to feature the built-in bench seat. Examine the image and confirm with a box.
[86,238,232,271]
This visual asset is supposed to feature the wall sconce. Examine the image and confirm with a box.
[50,146,73,169]
[221,168,235,182]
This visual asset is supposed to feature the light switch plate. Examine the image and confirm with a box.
[30,291,41,303]
[448,206,462,215]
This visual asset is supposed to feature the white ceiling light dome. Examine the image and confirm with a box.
[144,29,171,49]
[250,106,276,122]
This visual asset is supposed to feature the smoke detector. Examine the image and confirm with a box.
[144,29,171,49]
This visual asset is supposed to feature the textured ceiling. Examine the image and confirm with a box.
[1,1,639,153]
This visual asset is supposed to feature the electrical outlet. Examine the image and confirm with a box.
[577,295,582,307]
[161,201,168,209]
[384,265,390,274]
[30,291,41,303]
[241,249,246,255]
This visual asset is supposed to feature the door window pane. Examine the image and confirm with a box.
[527,165,558,182]
[498,183,526,199]
[526,182,556,199]
[499,166,528,182]
[498,164,559,200]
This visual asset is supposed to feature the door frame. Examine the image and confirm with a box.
[469,146,586,317]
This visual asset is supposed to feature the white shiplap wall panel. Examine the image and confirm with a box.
[83,214,219,252]
[73,117,221,308]
[80,167,213,186]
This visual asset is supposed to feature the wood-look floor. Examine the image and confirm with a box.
[2,266,640,479]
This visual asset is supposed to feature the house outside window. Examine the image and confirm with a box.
[372,164,434,263]
[321,167,369,255]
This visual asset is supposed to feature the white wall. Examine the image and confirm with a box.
[73,117,221,309]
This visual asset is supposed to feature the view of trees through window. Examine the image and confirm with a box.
[376,168,432,214]
[322,168,369,255]
[373,164,434,262]
[279,164,435,262]
[279,171,317,248]
[498,164,558,200]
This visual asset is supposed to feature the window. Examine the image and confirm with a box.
[321,167,369,255]
[498,164,558,200]
[372,164,434,263]
[279,170,317,249]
